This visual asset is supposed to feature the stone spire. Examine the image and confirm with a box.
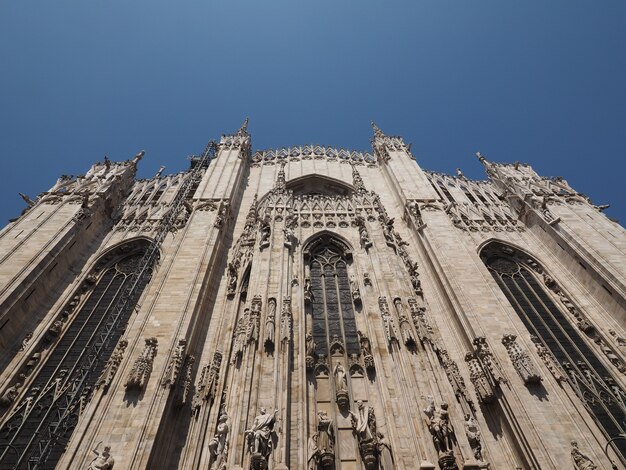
[236,117,249,136]
[351,163,367,194]
[371,121,386,139]
[275,161,287,192]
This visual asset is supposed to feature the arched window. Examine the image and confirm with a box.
[306,236,359,357]
[481,242,626,462]
[0,239,154,469]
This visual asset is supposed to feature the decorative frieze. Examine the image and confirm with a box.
[125,337,158,391]
[251,146,376,167]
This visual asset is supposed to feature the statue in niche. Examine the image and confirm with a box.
[377,432,395,470]
[349,400,378,469]
[305,332,317,357]
[87,444,114,470]
[208,412,230,470]
[316,410,335,467]
[570,440,597,470]
[304,278,313,304]
[349,400,376,441]
[264,298,276,348]
[245,407,279,465]
[227,262,238,296]
[350,275,361,302]
[463,414,483,461]
[259,216,271,250]
[334,362,348,392]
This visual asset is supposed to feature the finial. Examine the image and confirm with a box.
[455,168,465,178]
[155,166,165,178]
[132,150,145,166]
[475,152,487,164]
[371,121,385,138]
[237,117,249,135]
[351,163,367,193]
[19,193,35,207]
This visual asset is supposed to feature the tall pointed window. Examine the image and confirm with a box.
[481,242,626,463]
[306,236,359,357]
[0,239,153,469]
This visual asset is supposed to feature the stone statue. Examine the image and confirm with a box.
[227,262,238,295]
[307,434,318,470]
[463,414,482,460]
[87,444,114,470]
[609,329,626,347]
[349,400,375,441]
[304,278,313,304]
[0,382,22,407]
[334,362,348,392]
[316,410,335,466]
[259,216,271,250]
[570,440,597,470]
[350,275,361,302]
[245,407,279,459]
[208,412,229,470]
[423,398,455,453]
[377,432,395,469]
[349,400,377,469]
[306,332,316,357]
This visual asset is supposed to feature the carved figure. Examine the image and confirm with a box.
[208,412,229,470]
[264,298,276,347]
[306,332,317,357]
[530,336,565,382]
[316,410,335,466]
[350,275,361,302]
[307,435,318,470]
[349,400,376,441]
[570,440,597,470]
[304,278,313,304]
[424,399,455,453]
[334,362,348,392]
[259,216,271,249]
[87,444,114,470]
[0,382,22,407]
[227,262,238,296]
[464,414,482,460]
[610,329,626,347]
[377,432,395,470]
[245,407,279,459]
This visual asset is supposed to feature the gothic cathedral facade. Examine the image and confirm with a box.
[0,121,625,470]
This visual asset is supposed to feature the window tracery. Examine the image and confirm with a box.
[481,242,626,463]
[308,243,359,357]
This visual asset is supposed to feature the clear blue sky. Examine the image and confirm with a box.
[1,1,625,224]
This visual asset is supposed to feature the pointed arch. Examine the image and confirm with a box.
[0,238,154,468]
[303,232,358,356]
[479,240,626,463]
